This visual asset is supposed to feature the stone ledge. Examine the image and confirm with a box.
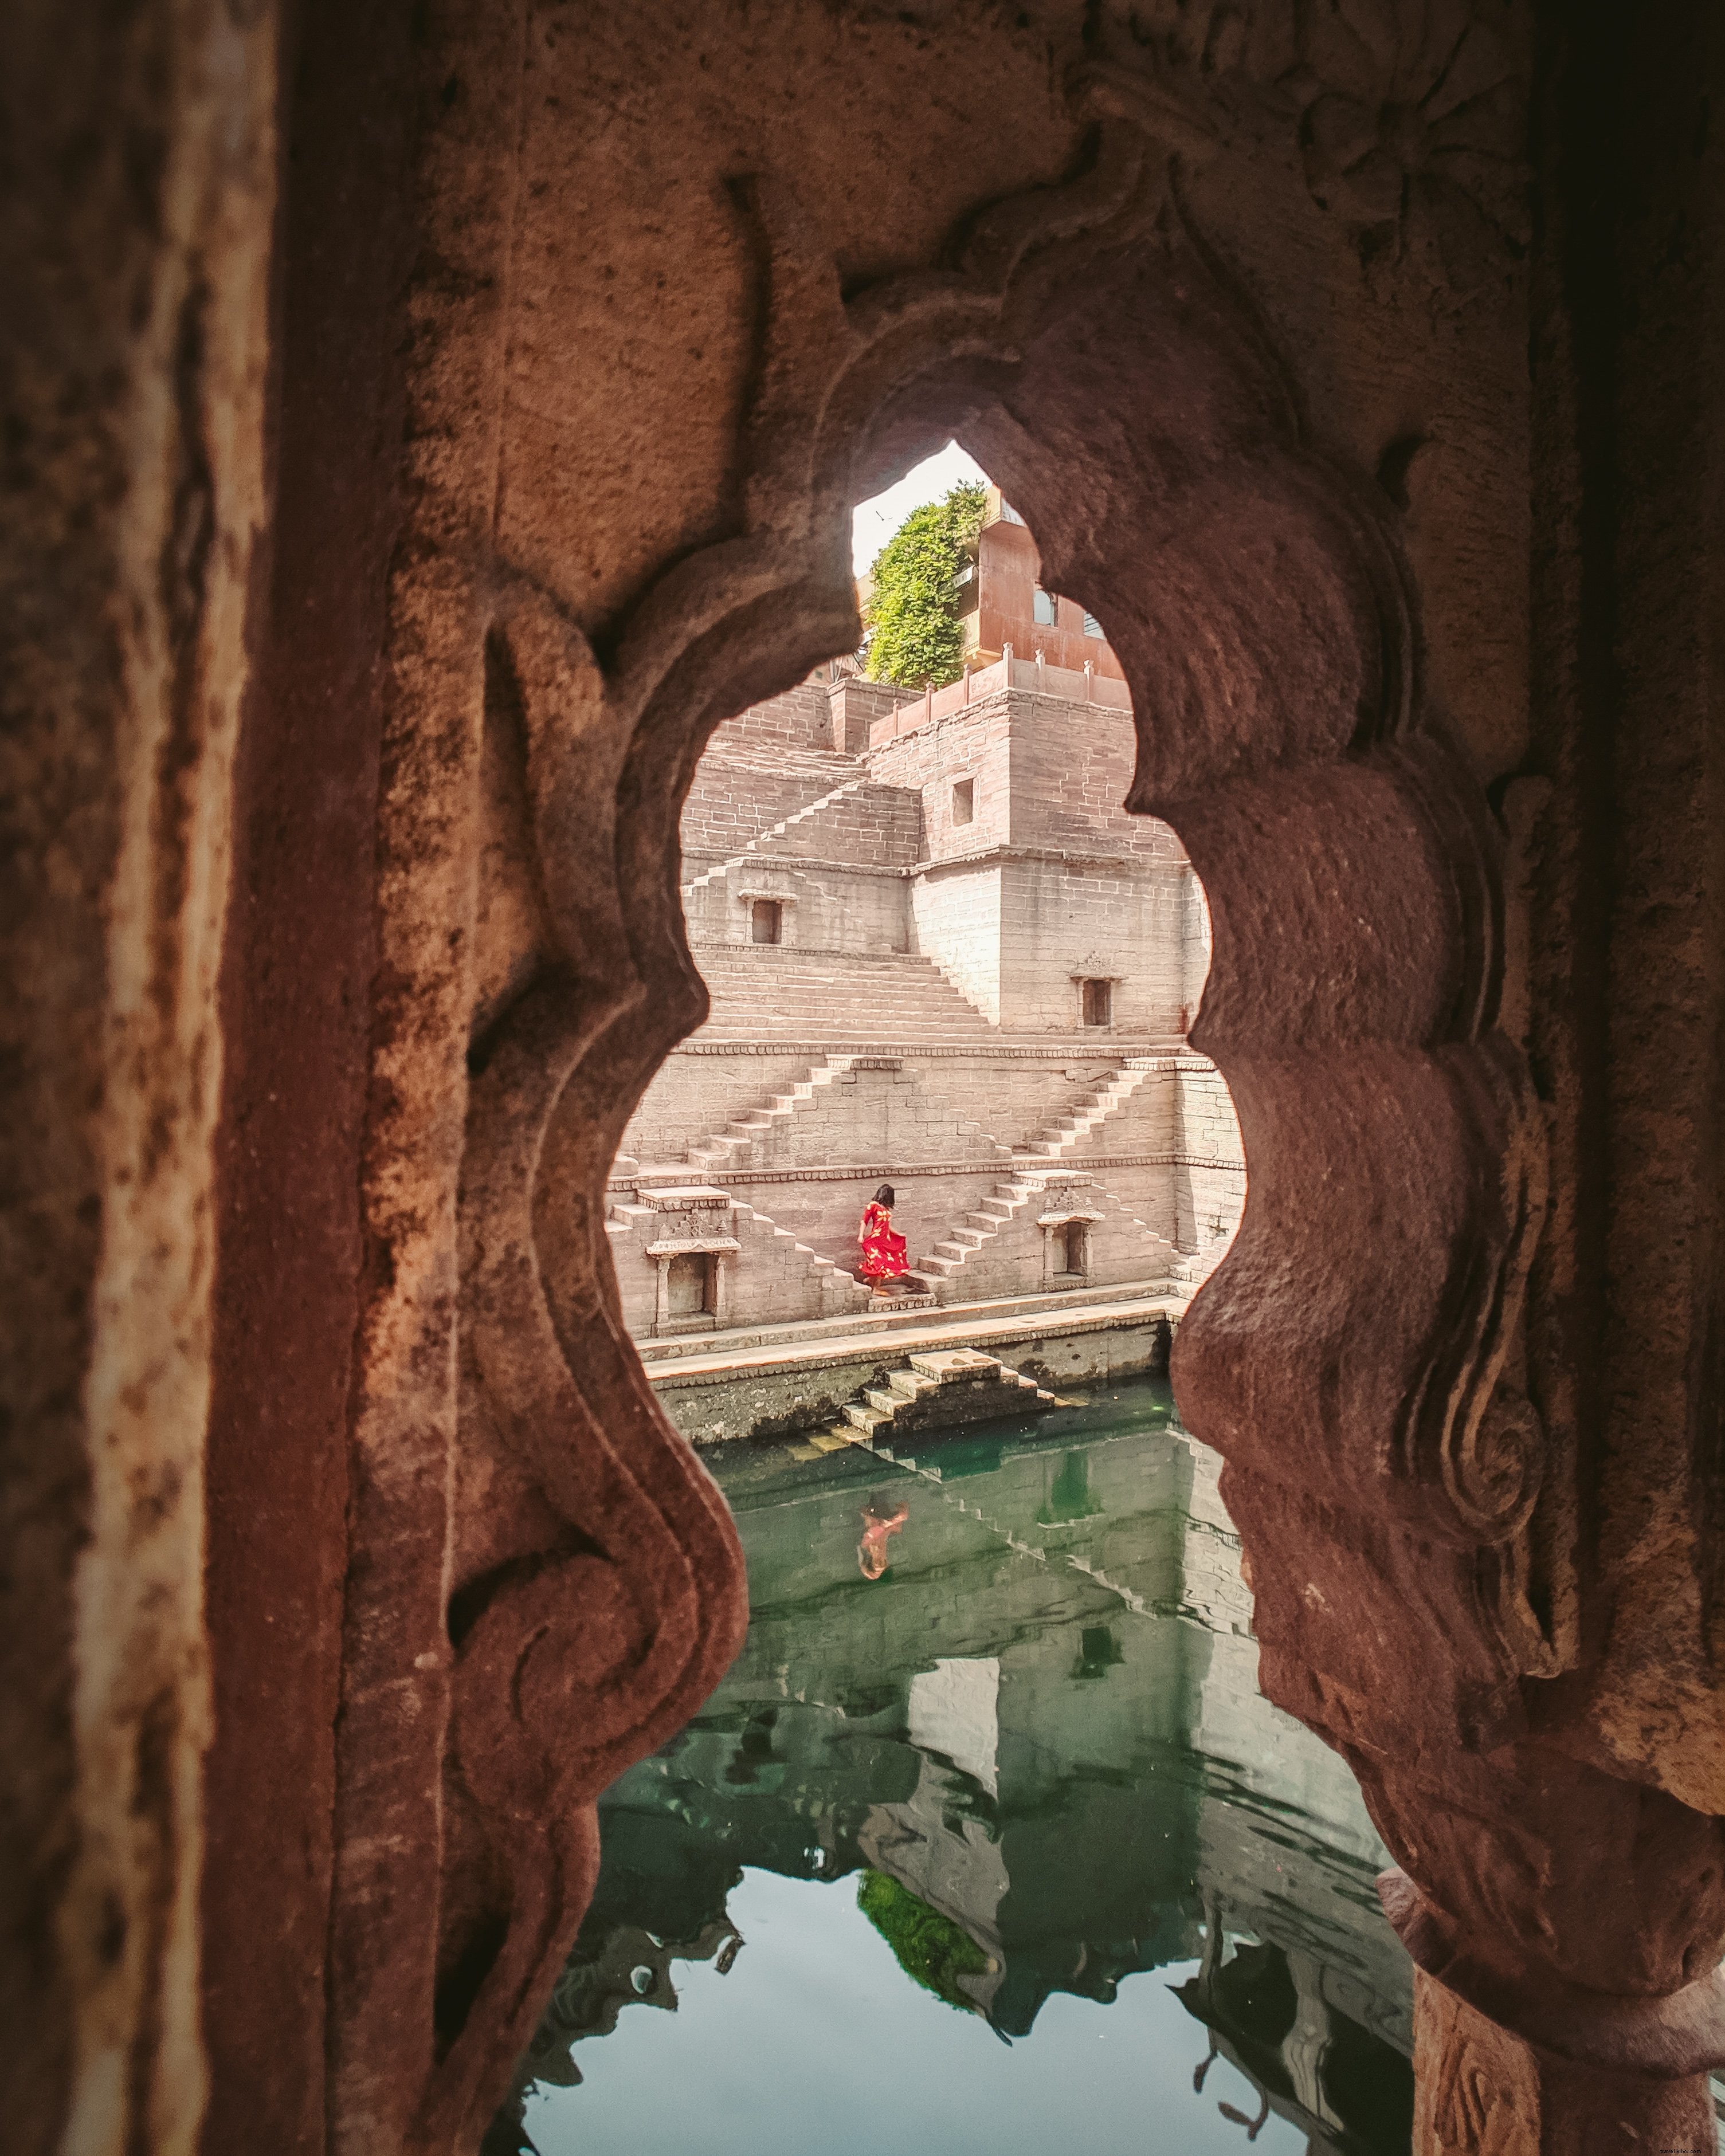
[611,1152,1243,1189]
[641,1285,1185,1388]
[663,1038,1201,1060]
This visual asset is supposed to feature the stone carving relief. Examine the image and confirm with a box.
[1080,0,1528,298]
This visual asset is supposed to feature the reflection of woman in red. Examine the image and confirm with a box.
[858,1494,909,1580]
[858,1182,909,1291]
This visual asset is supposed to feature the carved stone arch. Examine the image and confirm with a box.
[294,28,1725,2155]
[397,121,1598,2136]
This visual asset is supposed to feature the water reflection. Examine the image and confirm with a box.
[488,1381,1416,2155]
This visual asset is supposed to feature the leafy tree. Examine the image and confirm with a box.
[861,479,987,689]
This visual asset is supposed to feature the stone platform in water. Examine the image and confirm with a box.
[641,1281,1181,1447]
[841,1347,1058,1443]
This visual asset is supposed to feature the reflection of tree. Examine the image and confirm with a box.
[1037,1450,1101,1526]
[856,1870,994,2012]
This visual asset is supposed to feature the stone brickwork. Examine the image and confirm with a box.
[611,662,1246,1335]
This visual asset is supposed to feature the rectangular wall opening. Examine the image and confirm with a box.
[750,898,783,945]
[1081,977,1112,1027]
[666,1251,717,1317]
[1056,1221,1089,1278]
[951,777,974,827]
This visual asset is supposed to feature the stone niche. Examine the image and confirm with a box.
[638,1187,741,1336]
[1034,1171,1106,1289]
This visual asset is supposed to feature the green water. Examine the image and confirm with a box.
[488,1380,1416,2154]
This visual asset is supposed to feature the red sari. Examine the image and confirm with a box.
[857,1200,908,1285]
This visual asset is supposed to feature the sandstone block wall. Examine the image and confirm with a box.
[865,697,1015,861]
[909,863,1005,1019]
[828,676,922,755]
[681,861,911,952]
[995,855,1196,1035]
[702,779,922,870]
[717,680,836,753]
[1007,694,1167,854]
[618,1049,826,1164]
[727,1063,1005,1172]
[681,751,856,853]
[1172,1063,1246,1256]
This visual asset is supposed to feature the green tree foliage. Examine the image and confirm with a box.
[861,479,987,689]
[856,1868,992,2010]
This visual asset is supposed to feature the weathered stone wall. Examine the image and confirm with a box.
[865,693,1017,858]
[995,854,1195,1035]
[681,859,912,952]
[910,862,1006,1019]
[1,2,278,2145]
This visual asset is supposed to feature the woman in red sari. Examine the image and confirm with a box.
[857,1182,909,1291]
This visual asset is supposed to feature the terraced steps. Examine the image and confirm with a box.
[917,1173,1048,1286]
[689,947,996,1044]
[683,1053,858,1172]
[1012,1059,1155,1163]
[681,772,875,897]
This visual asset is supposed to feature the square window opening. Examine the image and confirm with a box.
[951,778,975,827]
[751,898,783,944]
[1033,586,1057,626]
[1081,977,1112,1027]
[1056,1222,1089,1278]
[667,1251,717,1317]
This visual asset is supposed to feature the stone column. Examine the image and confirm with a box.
[1411,1972,1719,2156]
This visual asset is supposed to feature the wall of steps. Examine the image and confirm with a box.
[683,947,999,1043]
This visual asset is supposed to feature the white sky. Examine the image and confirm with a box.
[850,441,991,576]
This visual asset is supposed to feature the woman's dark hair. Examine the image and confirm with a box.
[875,1184,895,1207]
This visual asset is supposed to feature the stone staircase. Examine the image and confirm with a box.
[916,1171,1050,1287]
[730,1196,872,1313]
[691,947,998,1044]
[1091,1185,1194,1283]
[683,1053,859,1173]
[681,772,874,897]
[1012,1059,1155,1163]
[805,1349,1058,1463]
